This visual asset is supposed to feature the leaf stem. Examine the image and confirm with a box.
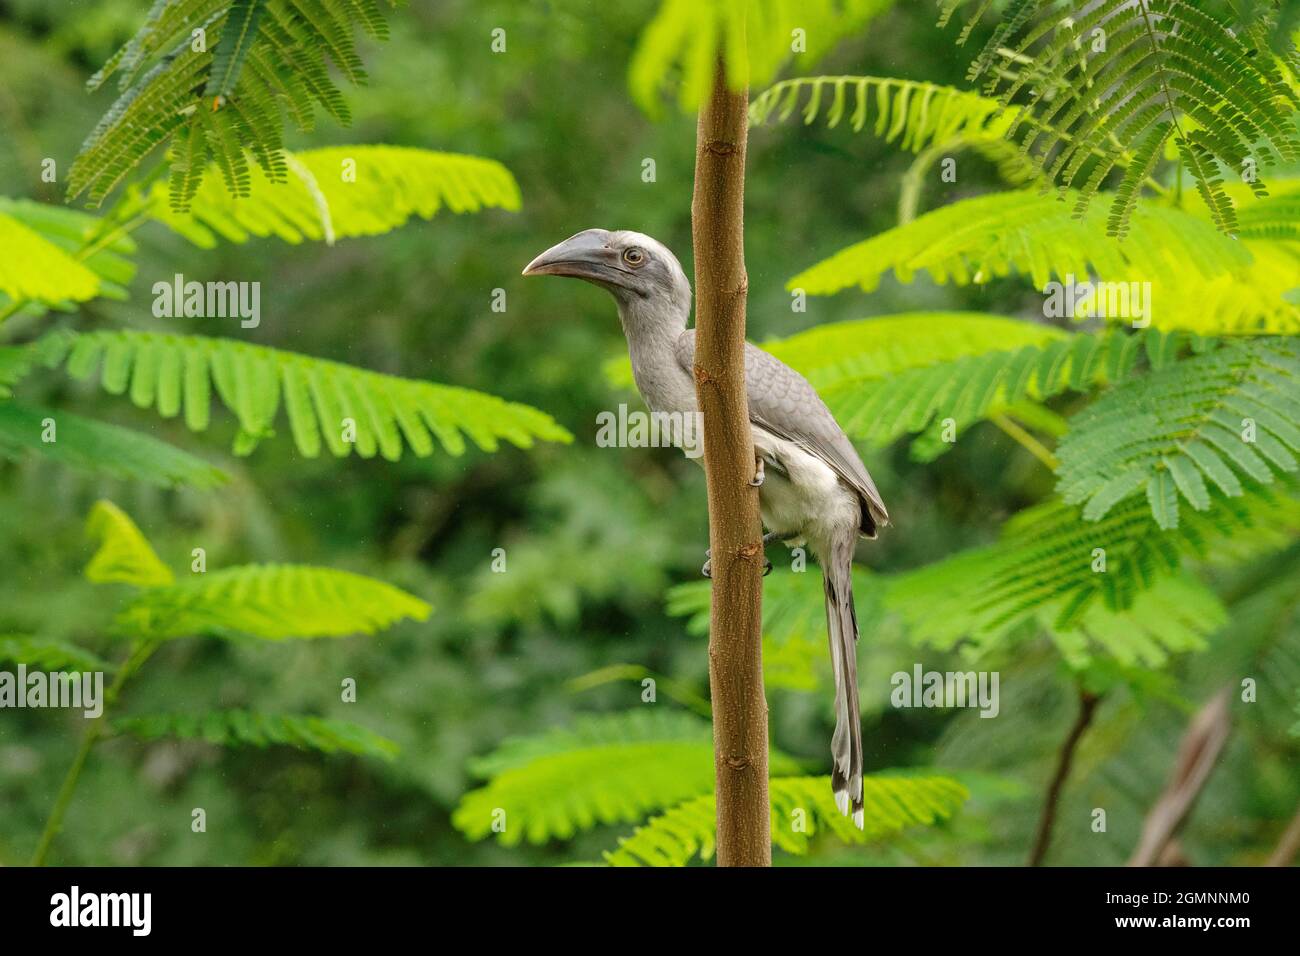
[990,412,1059,470]
[30,639,157,866]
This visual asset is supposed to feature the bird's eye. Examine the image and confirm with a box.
[622,247,645,267]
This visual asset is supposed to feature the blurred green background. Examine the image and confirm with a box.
[0,0,1294,866]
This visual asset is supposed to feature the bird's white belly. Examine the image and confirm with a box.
[752,426,859,551]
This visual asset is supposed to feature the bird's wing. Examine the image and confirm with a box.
[674,330,889,535]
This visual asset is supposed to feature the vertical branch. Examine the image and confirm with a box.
[692,52,770,866]
[1028,688,1101,866]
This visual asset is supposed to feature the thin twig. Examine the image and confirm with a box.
[30,640,158,866]
[991,412,1059,470]
[1028,688,1101,866]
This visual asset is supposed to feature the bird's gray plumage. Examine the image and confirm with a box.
[675,333,889,538]
[524,228,888,828]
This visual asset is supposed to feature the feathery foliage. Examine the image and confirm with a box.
[789,188,1249,296]
[630,0,893,115]
[889,483,1299,660]
[0,209,107,307]
[70,0,403,208]
[1056,338,1300,528]
[84,499,176,587]
[0,402,227,489]
[673,556,1226,670]
[750,74,1021,154]
[604,774,968,866]
[819,326,1203,459]
[147,146,522,247]
[821,326,1119,455]
[113,710,399,760]
[111,563,430,641]
[937,0,1300,236]
[35,330,571,459]
[0,636,112,673]
[0,199,138,306]
[453,710,801,845]
[763,311,1066,388]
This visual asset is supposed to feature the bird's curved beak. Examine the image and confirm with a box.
[522,230,620,283]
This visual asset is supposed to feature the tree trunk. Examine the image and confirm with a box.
[691,53,770,867]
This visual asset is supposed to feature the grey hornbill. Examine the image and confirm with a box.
[524,229,889,829]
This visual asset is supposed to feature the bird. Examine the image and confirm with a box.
[523,228,889,829]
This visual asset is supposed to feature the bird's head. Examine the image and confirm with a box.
[522,229,690,314]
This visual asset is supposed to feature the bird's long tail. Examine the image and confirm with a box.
[822,530,864,830]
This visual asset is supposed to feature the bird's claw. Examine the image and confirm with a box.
[763,559,773,577]
[749,457,765,487]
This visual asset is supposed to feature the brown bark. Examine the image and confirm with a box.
[1266,805,1300,867]
[1129,686,1232,867]
[691,55,770,867]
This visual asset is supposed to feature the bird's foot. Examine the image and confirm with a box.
[749,457,765,487]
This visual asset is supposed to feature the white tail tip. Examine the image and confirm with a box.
[835,790,849,816]
[853,809,864,831]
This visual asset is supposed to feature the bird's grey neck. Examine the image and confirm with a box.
[616,294,694,414]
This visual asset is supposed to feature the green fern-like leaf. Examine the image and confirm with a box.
[750,74,1021,151]
[36,330,571,459]
[820,329,1114,455]
[789,188,1249,296]
[113,710,398,760]
[604,773,968,866]
[888,482,1299,660]
[69,0,402,207]
[0,211,104,307]
[0,197,139,323]
[205,0,268,100]
[787,186,1300,334]
[0,402,227,489]
[0,635,112,673]
[939,0,1300,236]
[1057,338,1300,528]
[84,499,176,587]
[147,145,522,247]
[453,710,801,846]
[112,564,430,640]
[674,559,1226,671]
[0,199,138,297]
[630,0,894,116]
[815,326,1197,460]
[765,311,1066,387]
